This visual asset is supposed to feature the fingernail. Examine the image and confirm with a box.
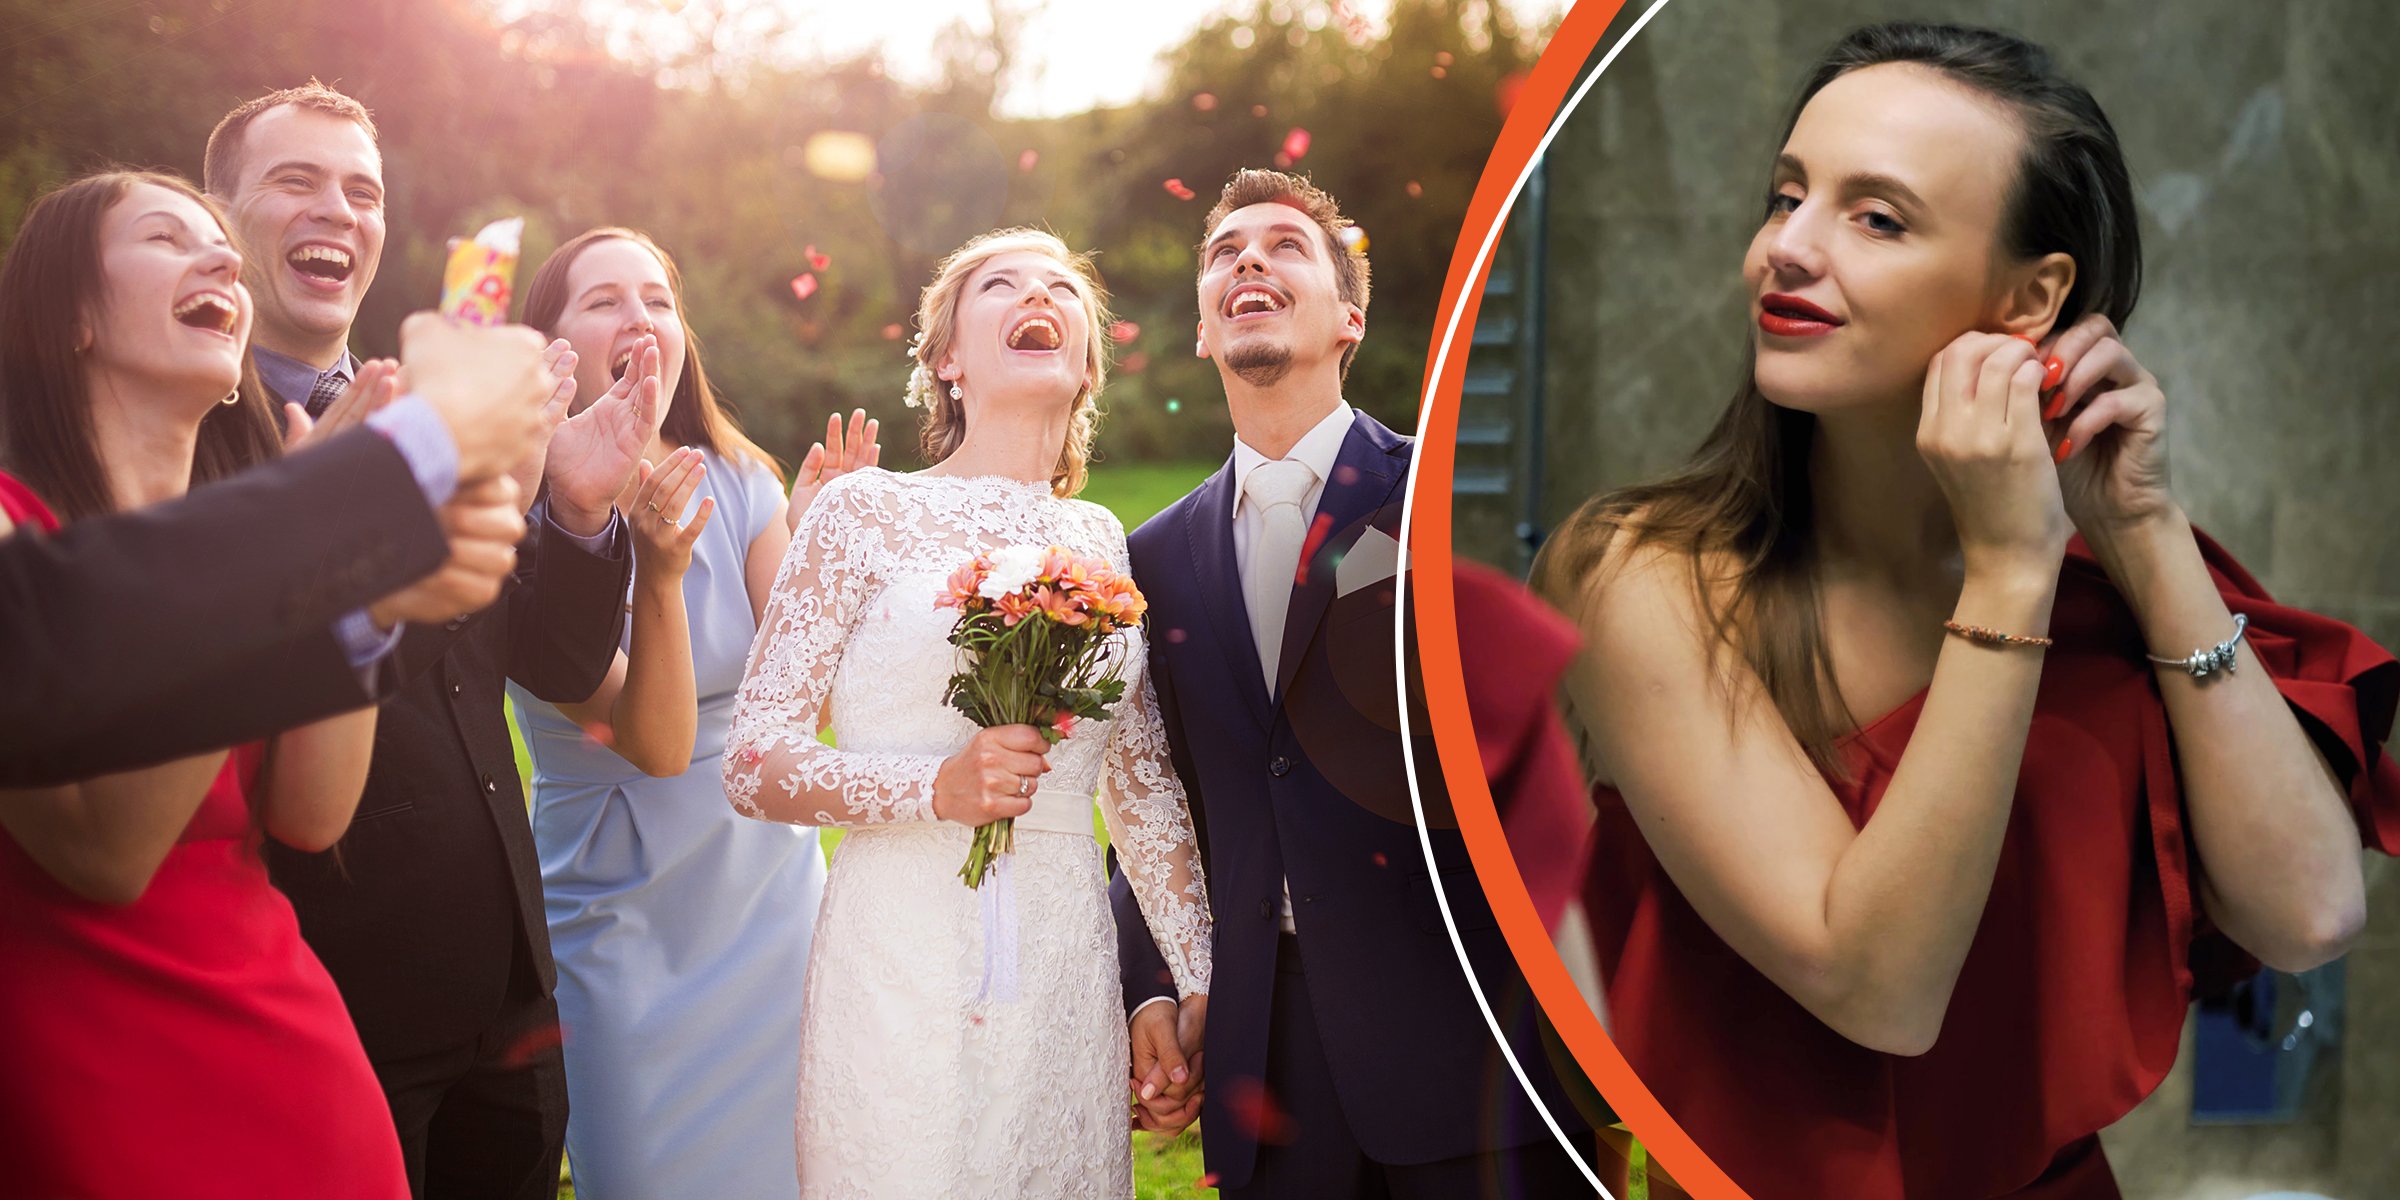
[1140,1083,1157,1101]
[1171,1067,1188,1083]
[2009,332,2038,345]
[2042,358,2065,391]
[2043,392,2068,421]
[2053,437,2074,464]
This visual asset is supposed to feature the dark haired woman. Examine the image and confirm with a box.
[1533,23,2397,1199]
[504,228,870,1198]
[0,171,406,1195]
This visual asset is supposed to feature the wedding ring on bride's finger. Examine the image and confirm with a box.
[1018,775,1033,798]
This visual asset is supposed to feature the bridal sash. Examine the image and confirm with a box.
[976,788,1095,1004]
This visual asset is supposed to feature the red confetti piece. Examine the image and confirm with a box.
[790,273,818,302]
[1430,65,1448,79]
[1273,152,1292,169]
[881,323,904,340]
[1296,512,1333,585]
[805,244,830,272]
[1406,180,1424,198]
[499,1018,565,1068]
[1250,104,1268,118]
[1198,1174,1221,1189]
[1435,50,1455,66]
[1223,1079,1296,1144]
[1372,852,1388,867]
[1018,148,1039,172]
[1191,92,1217,111]
[1108,320,1140,344]
[1163,178,1196,201]
[1281,128,1311,162]
[1166,627,1188,644]
[1120,351,1149,374]
[579,721,616,748]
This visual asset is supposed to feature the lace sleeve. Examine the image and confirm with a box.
[1093,512,1212,998]
[724,475,945,826]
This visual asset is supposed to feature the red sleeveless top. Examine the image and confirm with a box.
[1584,533,2399,1199]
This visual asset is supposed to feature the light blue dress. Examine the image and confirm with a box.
[508,448,824,1200]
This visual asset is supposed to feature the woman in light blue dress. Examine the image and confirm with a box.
[506,226,871,1199]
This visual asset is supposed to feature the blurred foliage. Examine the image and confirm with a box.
[0,0,1545,468]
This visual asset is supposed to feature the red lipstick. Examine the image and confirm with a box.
[1758,293,1844,337]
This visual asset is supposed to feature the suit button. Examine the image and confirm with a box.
[483,776,498,794]
[1269,756,1292,778]
[1258,899,1274,920]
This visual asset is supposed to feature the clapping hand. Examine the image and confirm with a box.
[785,408,881,533]
[503,340,581,514]
[629,447,713,580]
[282,358,399,453]
[397,313,553,484]
[544,334,667,538]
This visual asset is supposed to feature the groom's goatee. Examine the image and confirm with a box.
[1226,345,1293,387]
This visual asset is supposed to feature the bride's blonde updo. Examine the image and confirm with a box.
[906,228,1112,498]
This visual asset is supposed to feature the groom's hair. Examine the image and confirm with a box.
[203,79,379,197]
[1199,169,1371,377]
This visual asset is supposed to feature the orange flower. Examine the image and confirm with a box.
[994,591,1038,626]
[937,557,988,610]
[1034,585,1089,627]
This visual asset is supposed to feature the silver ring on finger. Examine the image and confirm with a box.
[1018,775,1033,798]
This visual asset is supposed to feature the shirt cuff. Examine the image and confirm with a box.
[366,393,459,507]
[1130,995,1178,1021]
[545,504,623,554]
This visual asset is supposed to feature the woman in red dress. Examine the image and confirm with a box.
[1530,23,2398,1199]
[0,171,408,1197]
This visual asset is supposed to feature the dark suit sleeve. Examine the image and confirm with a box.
[504,498,633,703]
[1112,603,1202,1012]
[0,429,445,786]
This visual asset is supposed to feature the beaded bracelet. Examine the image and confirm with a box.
[2148,612,2248,679]
[1942,619,2055,649]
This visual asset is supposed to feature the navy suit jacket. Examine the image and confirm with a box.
[1112,409,1577,1186]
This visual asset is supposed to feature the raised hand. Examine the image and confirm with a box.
[785,408,882,533]
[398,313,552,484]
[2036,314,2177,544]
[545,334,667,538]
[368,476,527,630]
[930,724,1050,827]
[630,447,714,581]
[504,339,580,514]
[283,358,399,453]
[1917,331,2071,582]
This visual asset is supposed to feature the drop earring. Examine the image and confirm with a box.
[949,382,962,401]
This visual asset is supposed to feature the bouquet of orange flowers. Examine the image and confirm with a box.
[937,545,1148,888]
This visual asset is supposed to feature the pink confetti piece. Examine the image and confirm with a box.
[880,323,904,340]
[1250,103,1268,118]
[1163,178,1196,201]
[1435,50,1455,66]
[1119,351,1149,374]
[1191,92,1218,112]
[1406,180,1424,198]
[1018,148,1039,172]
[1280,127,1311,162]
[1107,320,1140,344]
[789,273,818,302]
[1371,852,1388,867]
[805,244,830,272]
[1430,65,1448,79]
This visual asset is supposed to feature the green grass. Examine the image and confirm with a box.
[525,460,1228,1198]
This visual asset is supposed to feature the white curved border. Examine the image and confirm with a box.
[1393,0,1680,1192]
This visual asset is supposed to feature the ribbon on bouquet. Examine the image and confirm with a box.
[975,852,1021,1005]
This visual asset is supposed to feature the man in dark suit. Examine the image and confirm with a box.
[1,313,554,787]
[207,82,645,1199]
[1111,170,1591,1198]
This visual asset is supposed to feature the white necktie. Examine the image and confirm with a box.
[1243,458,1317,696]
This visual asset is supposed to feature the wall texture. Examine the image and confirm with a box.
[1452,2,2400,1195]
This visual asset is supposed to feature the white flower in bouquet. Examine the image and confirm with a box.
[977,545,1049,601]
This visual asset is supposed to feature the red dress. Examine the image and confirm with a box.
[0,472,407,1198]
[1583,534,2400,1199]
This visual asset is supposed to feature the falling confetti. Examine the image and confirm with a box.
[789,273,818,302]
[801,131,876,182]
[1223,1079,1297,1144]
[1166,627,1188,644]
[1435,50,1455,66]
[1430,65,1448,79]
[1496,71,1531,118]
[1280,127,1311,162]
[805,244,830,272]
[1406,180,1424,198]
[1250,104,1269,118]
[1371,852,1388,867]
[1107,320,1140,344]
[880,323,904,340]
[1163,178,1196,201]
[1191,92,1218,111]
[1120,351,1149,373]
[1338,225,1369,254]
[1165,398,1182,413]
[1018,148,1039,172]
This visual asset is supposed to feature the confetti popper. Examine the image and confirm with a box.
[438,217,523,326]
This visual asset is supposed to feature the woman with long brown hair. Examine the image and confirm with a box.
[0,170,406,1195]
[504,226,864,1199]
[1534,22,2397,1199]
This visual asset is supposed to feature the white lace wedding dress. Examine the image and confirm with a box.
[724,468,1211,1199]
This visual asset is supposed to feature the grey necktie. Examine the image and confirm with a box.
[304,367,348,419]
[1242,458,1318,695]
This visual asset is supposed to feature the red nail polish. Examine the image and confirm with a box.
[2043,392,2069,421]
[2053,437,2074,464]
[2008,332,2039,345]
[2043,358,2065,391]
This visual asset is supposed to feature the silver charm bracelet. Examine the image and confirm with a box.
[2148,612,2248,679]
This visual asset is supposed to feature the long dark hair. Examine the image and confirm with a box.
[0,169,282,524]
[521,227,783,484]
[1531,22,2143,772]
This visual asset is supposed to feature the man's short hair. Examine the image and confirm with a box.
[203,79,378,196]
[1199,169,1371,376]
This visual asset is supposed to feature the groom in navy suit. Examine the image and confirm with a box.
[1111,170,1591,1198]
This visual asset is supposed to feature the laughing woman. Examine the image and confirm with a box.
[505,227,866,1200]
[0,171,405,1196]
[1534,23,2398,1200]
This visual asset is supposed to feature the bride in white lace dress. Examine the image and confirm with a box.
[723,230,1210,1198]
